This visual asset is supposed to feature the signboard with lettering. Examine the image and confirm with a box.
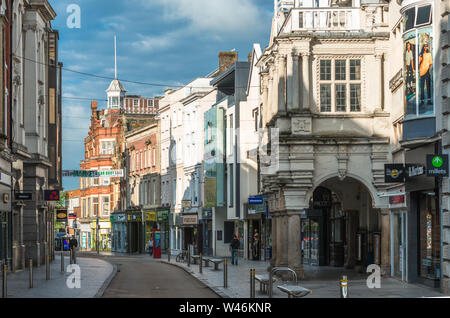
[248,195,264,205]
[56,209,68,222]
[62,170,124,178]
[182,200,192,208]
[202,209,212,219]
[384,164,406,183]
[15,193,33,201]
[182,214,198,225]
[426,154,449,177]
[405,164,425,179]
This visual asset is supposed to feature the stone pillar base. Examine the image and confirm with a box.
[25,242,41,267]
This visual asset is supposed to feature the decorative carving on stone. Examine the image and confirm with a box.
[316,145,338,154]
[291,117,312,135]
[389,68,403,92]
[292,145,314,154]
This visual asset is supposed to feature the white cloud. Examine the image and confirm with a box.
[132,30,183,52]
[139,0,268,38]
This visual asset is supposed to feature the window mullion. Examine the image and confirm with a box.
[346,60,350,112]
[332,60,335,112]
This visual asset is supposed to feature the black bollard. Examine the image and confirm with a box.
[29,259,33,288]
[224,260,228,288]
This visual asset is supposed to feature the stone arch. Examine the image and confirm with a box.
[305,172,385,208]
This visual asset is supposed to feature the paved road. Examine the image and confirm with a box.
[100,256,218,298]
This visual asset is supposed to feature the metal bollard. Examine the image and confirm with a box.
[70,249,73,265]
[224,259,228,288]
[29,259,33,288]
[61,251,64,273]
[199,254,203,274]
[168,248,171,263]
[340,275,349,298]
[46,255,50,280]
[73,248,77,264]
[2,263,7,298]
[250,269,255,298]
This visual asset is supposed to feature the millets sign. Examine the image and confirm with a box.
[426,154,449,177]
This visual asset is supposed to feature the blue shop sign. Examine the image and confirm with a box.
[248,195,264,205]
[202,208,212,219]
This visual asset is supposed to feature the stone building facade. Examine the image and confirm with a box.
[258,0,393,277]
[8,0,61,270]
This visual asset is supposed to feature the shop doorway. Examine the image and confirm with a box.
[391,211,407,281]
[248,220,261,260]
[301,218,320,266]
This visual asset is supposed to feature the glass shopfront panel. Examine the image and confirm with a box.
[301,219,319,266]
[419,193,440,282]
[391,212,407,281]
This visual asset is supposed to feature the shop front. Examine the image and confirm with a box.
[90,218,111,251]
[200,208,213,256]
[246,195,271,261]
[156,209,169,253]
[403,145,442,288]
[169,212,183,254]
[111,213,127,253]
[182,213,199,254]
[387,186,408,282]
[144,211,157,253]
[80,222,91,250]
[127,212,144,254]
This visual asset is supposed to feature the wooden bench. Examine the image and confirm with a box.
[277,284,312,298]
[254,274,277,294]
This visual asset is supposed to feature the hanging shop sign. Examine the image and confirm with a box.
[202,208,212,219]
[182,214,198,225]
[56,209,68,222]
[110,213,126,222]
[426,154,449,177]
[44,190,60,201]
[14,192,33,201]
[62,170,124,178]
[384,164,406,183]
[157,210,169,222]
[248,195,264,205]
[405,164,425,178]
[182,200,192,208]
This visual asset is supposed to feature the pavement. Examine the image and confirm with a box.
[1,253,115,298]
[3,250,446,299]
[162,255,447,298]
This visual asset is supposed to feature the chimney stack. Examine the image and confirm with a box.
[218,51,238,75]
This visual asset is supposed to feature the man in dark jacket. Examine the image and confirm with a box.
[230,235,240,265]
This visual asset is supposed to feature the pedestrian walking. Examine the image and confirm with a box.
[230,235,240,265]
[148,238,154,257]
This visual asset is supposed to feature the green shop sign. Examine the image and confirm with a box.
[426,154,449,177]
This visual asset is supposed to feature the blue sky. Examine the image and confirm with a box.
[51,0,274,191]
